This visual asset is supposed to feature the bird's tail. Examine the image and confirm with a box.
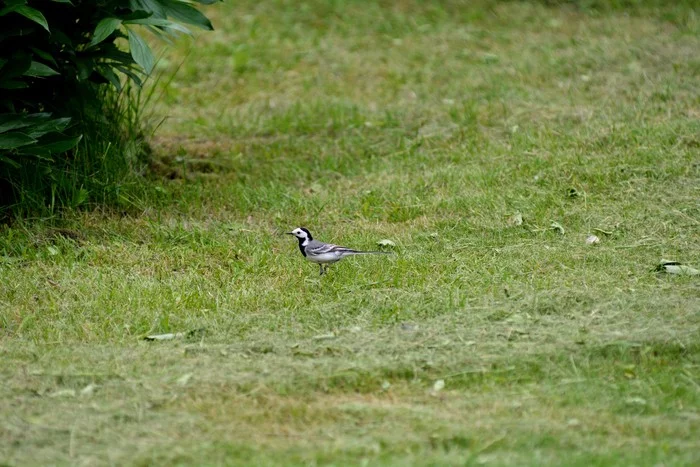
[347,250,393,255]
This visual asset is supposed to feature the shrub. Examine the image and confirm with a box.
[0,0,219,217]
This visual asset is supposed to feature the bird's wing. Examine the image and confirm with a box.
[306,241,357,256]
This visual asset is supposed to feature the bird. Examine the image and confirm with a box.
[286,227,391,275]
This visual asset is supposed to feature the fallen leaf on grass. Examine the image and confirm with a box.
[49,389,76,398]
[507,212,523,226]
[655,260,699,276]
[145,332,183,341]
[80,383,98,397]
[586,235,600,245]
[312,332,336,341]
[177,373,193,386]
[550,221,565,235]
[144,327,207,341]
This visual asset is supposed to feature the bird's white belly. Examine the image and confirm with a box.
[307,252,341,264]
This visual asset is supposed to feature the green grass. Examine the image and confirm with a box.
[1,0,699,465]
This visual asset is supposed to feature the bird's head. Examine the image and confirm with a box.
[286,227,313,241]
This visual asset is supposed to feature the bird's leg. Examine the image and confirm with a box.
[319,264,325,276]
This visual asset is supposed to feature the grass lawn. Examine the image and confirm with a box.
[1,0,699,464]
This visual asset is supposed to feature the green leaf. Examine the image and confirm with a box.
[0,114,31,133]
[100,48,136,66]
[24,61,59,77]
[160,0,213,30]
[0,51,31,78]
[30,48,58,67]
[115,65,143,86]
[127,29,154,74]
[0,112,52,133]
[120,9,154,21]
[72,187,89,207]
[125,17,192,35]
[89,18,123,47]
[17,134,82,156]
[97,66,122,91]
[0,54,31,89]
[25,118,71,138]
[0,80,28,90]
[48,28,74,47]
[0,131,37,149]
[0,0,27,17]
[129,0,166,19]
[72,57,96,81]
[0,153,21,169]
[114,65,143,87]
[15,5,49,32]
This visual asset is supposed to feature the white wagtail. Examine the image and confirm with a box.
[286,227,390,275]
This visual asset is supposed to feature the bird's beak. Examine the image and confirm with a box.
[285,232,295,235]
